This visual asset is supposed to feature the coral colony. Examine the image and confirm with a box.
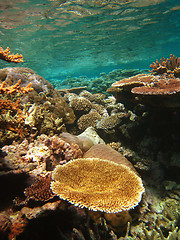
[0,48,180,239]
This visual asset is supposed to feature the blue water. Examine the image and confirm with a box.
[0,0,180,84]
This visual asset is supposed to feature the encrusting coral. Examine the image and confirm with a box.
[51,158,145,213]
[0,46,23,63]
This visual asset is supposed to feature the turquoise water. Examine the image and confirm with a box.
[0,0,180,83]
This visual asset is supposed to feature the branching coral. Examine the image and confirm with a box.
[51,158,145,213]
[0,46,23,63]
[0,80,34,145]
[150,54,180,77]
[0,79,33,95]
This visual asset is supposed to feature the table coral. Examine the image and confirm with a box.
[107,73,180,107]
[0,46,23,63]
[51,158,145,213]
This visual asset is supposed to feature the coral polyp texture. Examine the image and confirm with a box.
[0,46,23,63]
[24,174,55,202]
[150,54,180,77]
[51,158,145,213]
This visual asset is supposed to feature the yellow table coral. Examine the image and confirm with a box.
[51,158,145,213]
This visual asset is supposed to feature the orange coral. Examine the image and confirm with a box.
[0,79,33,95]
[0,80,34,142]
[0,99,20,113]
[0,46,23,63]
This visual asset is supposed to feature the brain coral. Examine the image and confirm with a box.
[51,158,145,213]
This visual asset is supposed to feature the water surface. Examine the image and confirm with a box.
[0,0,180,81]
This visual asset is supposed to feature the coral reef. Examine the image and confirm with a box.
[0,64,180,240]
[59,68,147,95]
[0,46,23,63]
[51,158,145,213]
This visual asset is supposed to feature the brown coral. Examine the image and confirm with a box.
[107,73,180,107]
[84,144,137,173]
[77,109,102,131]
[69,96,92,113]
[51,158,145,213]
[150,54,180,77]
[96,113,128,130]
[24,174,55,202]
[0,46,23,63]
